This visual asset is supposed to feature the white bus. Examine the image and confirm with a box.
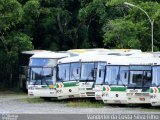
[150,65,160,106]
[94,50,142,100]
[27,52,70,99]
[101,53,159,104]
[78,54,111,98]
[126,54,160,104]
[56,56,82,99]
[149,51,160,106]
[101,56,131,104]
[19,50,51,91]
[56,54,113,99]
[57,49,141,99]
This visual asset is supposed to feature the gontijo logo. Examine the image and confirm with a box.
[57,83,64,88]
[153,87,159,93]
[106,86,111,91]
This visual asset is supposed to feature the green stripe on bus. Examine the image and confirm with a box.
[149,88,154,93]
[110,87,126,91]
[103,86,126,92]
[56,82,79,88]
[103,86,106,91]
[149,87,160,93]
[63,82,79,87]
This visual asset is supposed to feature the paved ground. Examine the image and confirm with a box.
[0,94,160,114]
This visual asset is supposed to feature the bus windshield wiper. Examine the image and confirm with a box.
[84,71,93,82]
[36,68,50,86]
[71,73,79,81]
[117,67,126,87]
[117,75,126,87]
[42,75,50,86]
[108,77,117,86]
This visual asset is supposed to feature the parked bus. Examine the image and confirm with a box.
[56,56,81,99]
[101,56,131,104]
[94,50,142,100]
[126,54,160,104]
[27,52,70,99]
[19,50,51,91]
[78,54,111,98]
[150,65,160,106]
[56,53,113,99]
[149,51,160,106]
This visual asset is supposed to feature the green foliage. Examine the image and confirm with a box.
[0,0,23,31]
[0,0,33,88]
[5,32,33,62]
[66,99,104,108]
[103,0,160,51]
[0,0,160,88]
[18,97,46,103]
[103,19,141,49]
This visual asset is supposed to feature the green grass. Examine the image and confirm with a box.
[18,97,46,103]
[123,104,160,112]
[139,106,160,112]
[0,90,26,95]
[66,99,104,108]
[20,97,104,107]
[11,96,160,110]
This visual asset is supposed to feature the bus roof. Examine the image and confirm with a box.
[67,49,142,56]
[106,56,160,65]
[21,50,51,55]
[30,52,70,59]
[58,54,126,64]
[58,53,160,66]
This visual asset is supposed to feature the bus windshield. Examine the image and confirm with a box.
[58,64,70,82]
[152,66,160,86]
[105,66,129,85]
[70,63,81,81]
[129,66,152,88]
[29,67,53,85]
[95,62,106,84]
[30,58,57,67]
[80,63,95,81]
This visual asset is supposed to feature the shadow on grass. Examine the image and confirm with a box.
[19,97,104,108]
[0,89,27,95]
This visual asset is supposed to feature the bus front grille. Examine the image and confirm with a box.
[86,92,95,96]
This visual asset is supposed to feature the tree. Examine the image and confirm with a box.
[79,0,107,48]
[103,19,142,49]
[102,0,160,51]
[0,0,33,87]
